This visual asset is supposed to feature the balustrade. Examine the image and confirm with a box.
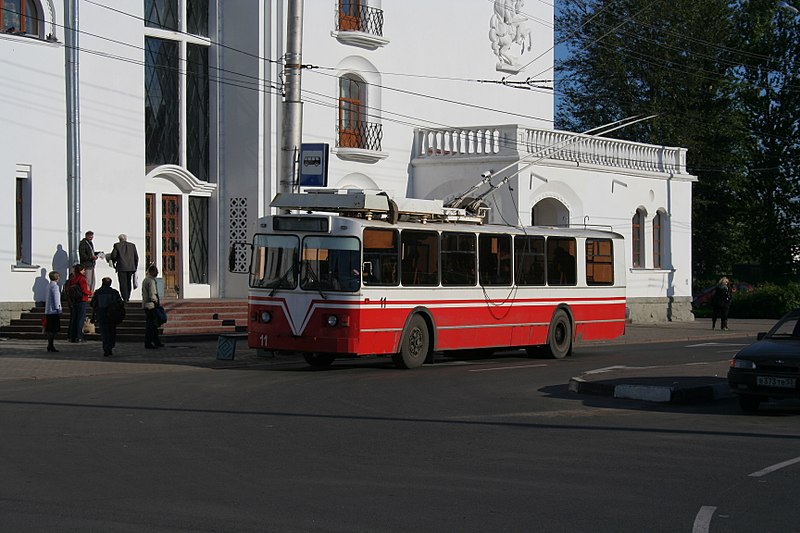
[414,125,687,175]
[336,3,384,37]
[336,121,383,152]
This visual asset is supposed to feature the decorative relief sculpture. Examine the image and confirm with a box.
[489,0,533,73]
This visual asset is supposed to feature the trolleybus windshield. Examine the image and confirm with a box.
[250,234,298,289]
[300,236,361,292]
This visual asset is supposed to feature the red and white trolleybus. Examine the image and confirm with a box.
[231,190,626,368]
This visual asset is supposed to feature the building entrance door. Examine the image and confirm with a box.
[145,193,155,268]
[162,195,182,298]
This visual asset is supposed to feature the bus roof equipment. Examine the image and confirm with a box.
[272,189,488,225]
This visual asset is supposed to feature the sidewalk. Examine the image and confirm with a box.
[0,318,775,402]
[571,317,775,404]
[577,317,772,346]
[0,334,272,382]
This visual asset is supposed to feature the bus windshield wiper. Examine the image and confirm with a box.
[268,263,297,296]
[300,260,327,300]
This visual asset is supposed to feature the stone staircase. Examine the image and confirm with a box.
[0,299,249,342]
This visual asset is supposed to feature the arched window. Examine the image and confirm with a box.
[145,0,210,180]
[653,211,663,269]
[632,208,645,268]
[339,75,366,149]
[2,0,40,37]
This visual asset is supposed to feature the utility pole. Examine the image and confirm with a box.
[279,0,304,201]
[64,0,81,264]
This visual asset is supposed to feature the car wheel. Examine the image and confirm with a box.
[738,394,761,412]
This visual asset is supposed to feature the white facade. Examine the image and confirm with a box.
[0,0,695,324]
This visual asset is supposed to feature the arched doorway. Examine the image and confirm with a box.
[532,197,569,226]
[145,165,217,299]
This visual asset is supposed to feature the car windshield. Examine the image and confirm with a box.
[767,311,800,339]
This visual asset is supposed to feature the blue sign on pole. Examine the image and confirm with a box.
[299,143,329,187]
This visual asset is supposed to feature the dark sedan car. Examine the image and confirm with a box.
[728,308,800,411]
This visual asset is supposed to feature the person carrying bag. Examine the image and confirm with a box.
[141,264,165,349]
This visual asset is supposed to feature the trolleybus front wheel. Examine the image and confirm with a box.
[304,352,336,368]
[546,309,573,359]
[393,315,430,369]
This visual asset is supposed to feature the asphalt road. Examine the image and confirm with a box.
[1,337,798,532]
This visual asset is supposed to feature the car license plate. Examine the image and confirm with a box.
[757,376,797,388]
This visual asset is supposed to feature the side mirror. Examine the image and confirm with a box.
[757,332,767,341]
[228,246,236,273]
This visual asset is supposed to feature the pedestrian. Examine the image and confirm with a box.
[66,263,91,342]
[44,271,63,352]
[712,277,732,331]
[91,277,124,357]
[107,234,139,302]
[142,264,164,349]
[79,230,100,294]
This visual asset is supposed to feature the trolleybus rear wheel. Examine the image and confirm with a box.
[304,352,336,368]
[393,315,430,369]
[546,309,572,359]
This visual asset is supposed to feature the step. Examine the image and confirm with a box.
[1,299,250,341]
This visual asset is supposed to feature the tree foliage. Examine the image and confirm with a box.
[556,0,800,280]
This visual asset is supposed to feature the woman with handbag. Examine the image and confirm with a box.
[141,264,164,349]
[66,264,91,343]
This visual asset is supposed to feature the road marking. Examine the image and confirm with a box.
[686,342,748,348]
[749,456,800,478]
[692,506,716,533]
[583,365,658,375]
[468,363,547,372]
[431,360,503,366]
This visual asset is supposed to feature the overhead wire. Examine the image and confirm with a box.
[1,3,796,174]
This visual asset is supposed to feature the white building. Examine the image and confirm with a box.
[0,0,695,325]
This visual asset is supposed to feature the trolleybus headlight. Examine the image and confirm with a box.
[260,311,272,323]
[326,314,338,327]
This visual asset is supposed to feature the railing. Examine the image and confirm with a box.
[336,3,384,37]
[414,125,689,175]
[336,121,383,152]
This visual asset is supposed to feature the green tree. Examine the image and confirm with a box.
[732,0,800,280]
[556,0,752,278]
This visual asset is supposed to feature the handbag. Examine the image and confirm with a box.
[154,305,168,326]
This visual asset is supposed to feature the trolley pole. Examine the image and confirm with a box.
[279,0,304,202]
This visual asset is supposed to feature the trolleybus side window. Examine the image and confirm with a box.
[441,232,477,286]
[514,235,545,286]
[547,237,576,286]
[401,230,439,286]
[586,238,614,285]
[363,228,399,286]
[250,234,298,289]
[479,233,512,286]
[301,236,361,292]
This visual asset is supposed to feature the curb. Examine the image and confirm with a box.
[568,377,732,404]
